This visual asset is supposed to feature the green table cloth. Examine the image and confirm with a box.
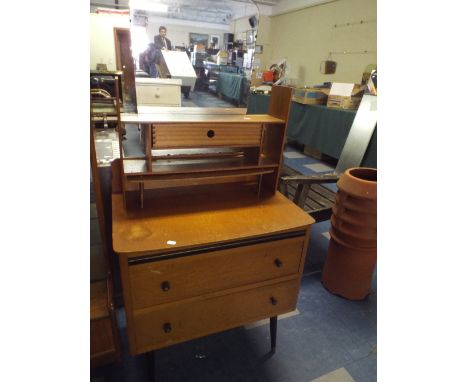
[217,72,245,104]
[247,93,376,168]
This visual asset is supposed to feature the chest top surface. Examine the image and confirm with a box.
[120,113,284,124]
[112,186,313,257]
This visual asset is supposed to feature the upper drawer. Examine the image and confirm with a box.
[136,84,181,106]
[152,123,262,148]
[128,236,305,310]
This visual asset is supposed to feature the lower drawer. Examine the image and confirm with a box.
[132,279,299,354]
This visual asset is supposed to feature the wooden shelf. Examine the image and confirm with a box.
[126,168,274,185]
[123,156,278,174]
[117,85,294,208]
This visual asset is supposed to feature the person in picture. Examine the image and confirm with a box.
[154,26,172,51]
[153,26,172,77]
[142,42,158,78]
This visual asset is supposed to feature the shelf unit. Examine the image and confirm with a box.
[90,71,123,129]
[90,81,121,366]
[117,85,293,209]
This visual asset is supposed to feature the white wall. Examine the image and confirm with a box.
[90,13,131,71]
[230,14,257,42]
[257,0,376,86]
[141,16,229,53]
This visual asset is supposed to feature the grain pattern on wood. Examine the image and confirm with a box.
[125,169,274,189]
[129,236,305,309]
[91,318,117,366]
[121,113,283,124]
[112,186,313,257]
[268,85,293,121]
[91,281,109,320]
[118,86,293,207]
[153,123,262,148]
[126,106,247,116]
[132,280,298,353]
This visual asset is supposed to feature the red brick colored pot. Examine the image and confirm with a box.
[322,167,377,300]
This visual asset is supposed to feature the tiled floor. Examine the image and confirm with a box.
[91,117,377,382]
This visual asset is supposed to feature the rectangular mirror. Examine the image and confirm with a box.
[128,0,259,109]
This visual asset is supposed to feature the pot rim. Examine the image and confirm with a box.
[346,167,377,184]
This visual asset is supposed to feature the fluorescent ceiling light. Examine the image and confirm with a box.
[130,0,168,13]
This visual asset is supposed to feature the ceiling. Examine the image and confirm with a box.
[90,0,281,25]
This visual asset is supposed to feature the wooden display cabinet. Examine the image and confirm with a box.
[118,85,293,208]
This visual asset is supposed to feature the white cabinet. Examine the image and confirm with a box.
[135,78,182,108]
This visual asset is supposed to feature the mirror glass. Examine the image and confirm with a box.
[128,0,259,110]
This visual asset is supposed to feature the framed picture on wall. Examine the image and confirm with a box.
[246,29,255,45]
[210,34,220,49]
[189,33,209,48]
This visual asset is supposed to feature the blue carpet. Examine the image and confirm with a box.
[91,269,377,382]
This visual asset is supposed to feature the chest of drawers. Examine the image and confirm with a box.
[112,184,314,355]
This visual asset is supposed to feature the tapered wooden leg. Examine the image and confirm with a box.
[270,316,278,353]
[146,350,155,382]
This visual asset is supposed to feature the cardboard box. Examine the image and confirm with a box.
[216,51,228,65]
[292,87,329,105]
[250,69,264,87]
[326,83,365,110]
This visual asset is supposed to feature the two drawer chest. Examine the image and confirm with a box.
[112,183,314,355]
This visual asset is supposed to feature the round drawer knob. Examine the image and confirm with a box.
[161,281,171,292]
[270,297,278,306]
[207,129,215,138]
[274,259,283,268]
[163,322,172,333]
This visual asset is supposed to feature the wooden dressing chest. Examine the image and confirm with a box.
[112,184,313,355]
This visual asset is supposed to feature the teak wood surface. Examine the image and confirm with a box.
[129,236,305,310]
[118,86,293,208]
[111,86,310,355]
[112,182,313,355]
[152,123,263,148]
[133,279,298,353]
[129,106,247,116]
[120,113,284,124]
[112,186,313,257]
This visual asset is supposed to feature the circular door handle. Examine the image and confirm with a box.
[161,281,171,291]
[270,297,278,306]
[163,322,172,333]
[274,259,283,268]
[207,129,215,138]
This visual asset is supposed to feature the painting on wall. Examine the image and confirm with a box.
[189,33,209,48]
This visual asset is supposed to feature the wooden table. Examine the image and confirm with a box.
[112,183,314,358]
